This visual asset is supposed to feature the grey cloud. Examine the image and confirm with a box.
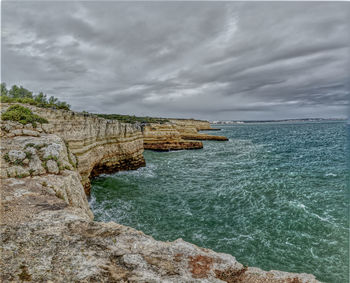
[2,1,349,120]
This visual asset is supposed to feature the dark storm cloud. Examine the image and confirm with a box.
[2,1,349,120]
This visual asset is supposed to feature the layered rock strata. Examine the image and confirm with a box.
[142,123,203,151]
[0,105,319,282]
[142,119,228,150]
[180,133,228,141]
[0,121,93,220]
[1,103,145,194]
[169,118,216,131]
[170,119,228,141]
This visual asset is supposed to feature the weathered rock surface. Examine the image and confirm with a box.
[0,207,319,282]
[1,121,93,220]
[142,119,228,151]
[0,104,320,282]
[1,103,146,194]
[170,119,228,141]
[169,119,216,131]
[142,123,203,151]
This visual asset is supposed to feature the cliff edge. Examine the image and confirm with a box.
[0,104,319,282]
[142,123,203,151]
[169,119,228,141]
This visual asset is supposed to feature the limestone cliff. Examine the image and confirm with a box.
[0,105,320,282]
[1,103,145,194]
[142,123,203,151]
[169,119,215,131]
[142,119,228,150]
[169,119,229,141]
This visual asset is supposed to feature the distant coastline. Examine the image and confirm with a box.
[211,117,346,124]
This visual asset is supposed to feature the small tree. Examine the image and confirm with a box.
[1,83,8,96]
[35,92,47,104]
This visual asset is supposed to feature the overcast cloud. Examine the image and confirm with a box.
[2,2,349,120]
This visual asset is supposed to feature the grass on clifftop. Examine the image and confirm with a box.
[96,113,169,124]
[1,104,48,127]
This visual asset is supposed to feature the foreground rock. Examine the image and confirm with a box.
[0,207,319,282]
[1,174,319,282]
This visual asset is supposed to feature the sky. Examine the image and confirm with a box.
[2,1,349,120]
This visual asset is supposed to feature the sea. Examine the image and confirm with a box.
[90,121,349,283]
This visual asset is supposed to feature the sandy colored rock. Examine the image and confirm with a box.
[169,119,216,131]
[142,123,203,151]
[22,129,40,136]
[170,119,228,141]
[1,103,146,193]
[42,143,62,159]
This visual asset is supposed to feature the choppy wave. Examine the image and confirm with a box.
[91,121,348,283]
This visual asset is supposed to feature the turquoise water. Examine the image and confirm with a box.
[90,122,349,282]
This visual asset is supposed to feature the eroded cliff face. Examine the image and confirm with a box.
[142,119,228,150]
[1,104,145,194]
[169,119,229,141]
[0,105,320,282]
[142,123,203,151]
[0,120,93,220]
[169,119,214,131]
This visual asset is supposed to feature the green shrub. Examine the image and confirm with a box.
[24,143,36,148]
[96,113,169,124]
[25,151,33,160]
[4,152,23,165]
[43,155,58,161]
[1,105,48,127]
[4,153,10,163]
[34,143,47,150]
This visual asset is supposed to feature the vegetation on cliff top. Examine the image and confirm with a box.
[1,104,48,127]
[96,113,169,124]
[1,82,170,124]
[1,83,70,110]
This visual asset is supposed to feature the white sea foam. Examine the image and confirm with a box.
[325,173,337,177]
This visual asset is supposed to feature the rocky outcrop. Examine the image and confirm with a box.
[0,105,319,282]
[0,205,319,282]
[142,123,203,151]
[0,121,93,220]
[142,119,228,150]
[169,119,216,131]
[169,119,229,141]
[180,132,229,141]
[1,104,145,194]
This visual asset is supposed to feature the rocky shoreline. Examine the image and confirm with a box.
[0,103,319,282]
